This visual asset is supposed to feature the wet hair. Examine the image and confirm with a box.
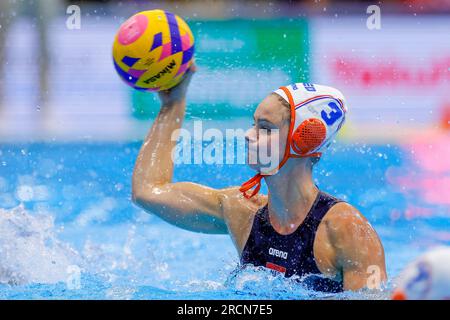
[270,92,321,167]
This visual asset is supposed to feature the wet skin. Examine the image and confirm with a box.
[132,66,387,291]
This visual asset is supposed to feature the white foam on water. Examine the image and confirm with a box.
[0,205,82,285]
[0,206,172,291]
[0,205,394,299]
[225,264,392,300]
[74,197,117,227]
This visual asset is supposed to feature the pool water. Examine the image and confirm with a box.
[0,132,449,299]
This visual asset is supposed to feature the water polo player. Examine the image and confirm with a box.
[132,67,387,293]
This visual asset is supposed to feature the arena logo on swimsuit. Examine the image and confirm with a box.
[269,247,288,259]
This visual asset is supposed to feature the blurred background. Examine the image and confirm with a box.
[0,0,449,142]
[0,0,449,299]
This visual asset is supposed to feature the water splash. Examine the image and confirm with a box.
[224,264,391,300]
[0,206,82,285]
[0,206,173,296]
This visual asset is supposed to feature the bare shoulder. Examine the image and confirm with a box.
[217,187,268,254]
[320,202,379,245]
[218,186,267,218]
[314,201,384,275]
[317,201,387,290]
[322,202,369,232]
[314,203,356,269]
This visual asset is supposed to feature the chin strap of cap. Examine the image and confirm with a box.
[239,174,263,199]
[239,86,322,199]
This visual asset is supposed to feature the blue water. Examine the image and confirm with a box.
[0,137,448,299]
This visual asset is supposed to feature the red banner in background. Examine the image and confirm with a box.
[331,55,450,88]
[310,16,450,134]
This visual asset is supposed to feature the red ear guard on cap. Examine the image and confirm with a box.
[291,118,327,156]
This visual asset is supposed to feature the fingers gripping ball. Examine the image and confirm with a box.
[112,9,195,92]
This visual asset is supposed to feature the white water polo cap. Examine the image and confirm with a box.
[239,83,348,199]
[274,83,347,158]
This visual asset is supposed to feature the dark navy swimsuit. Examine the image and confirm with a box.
[240,191,344,293]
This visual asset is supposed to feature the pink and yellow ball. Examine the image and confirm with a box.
[112,9,195,92]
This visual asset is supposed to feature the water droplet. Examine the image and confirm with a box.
[16,185,34,202]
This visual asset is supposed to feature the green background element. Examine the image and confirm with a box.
[131,19,310,120]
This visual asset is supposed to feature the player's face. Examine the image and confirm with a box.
[245,95,290,174]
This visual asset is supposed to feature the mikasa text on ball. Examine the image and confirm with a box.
[113,9,195,91]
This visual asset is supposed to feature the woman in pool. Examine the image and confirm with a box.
[132,66,387,292]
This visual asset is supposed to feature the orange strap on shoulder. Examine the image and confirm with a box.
[239,173,263,199]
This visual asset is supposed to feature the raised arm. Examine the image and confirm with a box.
[131,67,265,238]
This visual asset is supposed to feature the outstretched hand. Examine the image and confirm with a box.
[158,63,197,106]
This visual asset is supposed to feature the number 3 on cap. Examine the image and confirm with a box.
[321,102,343,126]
